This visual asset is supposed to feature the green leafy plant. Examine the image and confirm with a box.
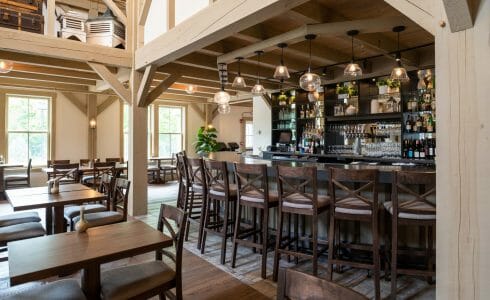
[387,79,400,89]
[336,85,349,95]
[348,85,358,96]
[376,79,388,87]
[194,126,219,155]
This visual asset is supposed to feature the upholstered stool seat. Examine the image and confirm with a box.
[283,193,329,209]
[335,197,373,215]
[2,279,86,300]
[0,222,45,244]
[241,190,279,203]
[73,211,124,229]
[64,204,106,219]
[0,212,41,227]
[101,261,175,300]
[383,201,436,220]
[4,175,28,182]
[209,183,237,197]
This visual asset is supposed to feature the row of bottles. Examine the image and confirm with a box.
[402,138,436,160]
[299,104,318,119]
[406,89,436,112]
[405,112,435,133]
[277,107,295,120]
[299,123,324,154]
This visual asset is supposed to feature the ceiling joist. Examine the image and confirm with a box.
[88,63,131,104]
[143,72,182,107]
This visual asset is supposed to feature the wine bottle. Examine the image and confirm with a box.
[408,140,414,159]
[414,140,420,159]
[420,139,426,159]
[415,117,422,133]
[405,116,412,132]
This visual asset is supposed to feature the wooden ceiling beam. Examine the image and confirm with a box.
[138,0,152,25]
[88,63,131,104]
[60,92,88,115]
[0,27,132,68]
[0,50,93,72]
[0,77,89,92]
[97,95,119,114]
[144,72,182,106]
[12,63,100,80]
[57,0,106,13]
[169,83,237,95]
[384,0,435,35]
[0,71,96,86]
[101,0,127,25]
[157,93,207,103]
[135,0,309,70]
[137,65,157,107]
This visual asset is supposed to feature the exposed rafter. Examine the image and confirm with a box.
[101,0,128,25]
[61,92,88,115]
[143,72,182,107]
[88,63,131,104]
[137,65,157,106]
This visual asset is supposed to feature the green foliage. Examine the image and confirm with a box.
[376,79,388,87]
[336,85,349,95]
[194,126,219,155]
[387,79,400,89]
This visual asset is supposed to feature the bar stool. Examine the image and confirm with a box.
[327,168,380,300]
[175,153,189,211]
[185,157,207,250]
[273,165,330,281]
[201,160,237,265]
[385,170,436,299]
[231,163,278,279]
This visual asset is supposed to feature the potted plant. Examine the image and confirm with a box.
[194,126,219,156]
[387,79,401,93]
[336,84,349,99]
[376,79,389,94]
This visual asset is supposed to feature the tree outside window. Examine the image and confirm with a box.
[159,106,184,157]
[7,95,50,165]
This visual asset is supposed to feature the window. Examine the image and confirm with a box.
[245,120,253,149]
[158,106,185,157]
[123,104,153,160]
[175,0,209,25]
[7,95,50,165]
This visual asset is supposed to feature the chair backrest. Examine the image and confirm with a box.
[53,163,80,183]
[94,161,116,179]
[329,168,378,211]
[176,153,189,209]
[277,267,368,300]
[186,157,206,190]
[79,159,99,166]
[110,178,130,221]
[98,173,115,209]
[392,170,436,216]
[276,165,318,210]
[106,157,123,163]
[156,204,187,291]
[234,163,269,204]
[203,159,230,199]
[47,159,70,167]
[26,158,32,183]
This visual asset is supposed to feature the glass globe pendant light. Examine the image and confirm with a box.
[390,26,409,82]
[214,63,231,111]
[273,43,290,80]
[344,30,362,77]
[0,59,13,73]
[232,57,247,88]
[251,51,266,95]
[299,34,321,92]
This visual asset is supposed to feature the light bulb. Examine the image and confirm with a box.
[213,90,231,104]
[344,62,362,77]
[0,60,13,73]
[186,84,196,94]
[251,83,266,95]
[273,65,290,80]
[232,75,246,88]
[218,103,231,114]
[299,72,321,92]
[390,66,409,82]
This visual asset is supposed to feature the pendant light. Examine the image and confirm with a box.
[299,34,321,92]
[185,84,197,94]
[390,26,409,82]
[232,57,247,88]
[214,63,231,109]
[0,59,13,73]
[273,43,290,80]
[344,30,362,77]
[251,51,266,95]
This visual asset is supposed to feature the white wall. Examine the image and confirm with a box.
[54,92,89,161]
[144,0,168,44]
[252,96,271,155]
[212,105,252,147]
[186,104,205,156]
[96,100,121,160]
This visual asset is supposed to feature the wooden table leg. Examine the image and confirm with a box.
[82,263,101,300]
[0,168,4,193]
[53,206,65,234]
[45,207,53,235]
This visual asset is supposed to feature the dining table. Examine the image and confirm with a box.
[42,163,128,181]
[148,157,175,183]
[0,163,23,194]
[8,220,173,299]
[6,183,105,234]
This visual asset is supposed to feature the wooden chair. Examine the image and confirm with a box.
[185,156,206,250]
[82,161,116,188]
[0,212,41,227]
[327,168,380,300]
[79,158,99,167]
[231,163,278,279]
[201,159,237,264]
[1,279,86,300]
[0,222,45,262]
[46,159,70,180]
[64,173,115,231]
[160,155,177,183]
[273,165,330,281]
[277,267,368,300]
[105,157,123,163]
[4,158,32,189]
[386,170,436,299]
[52,163,80,184]
[100,204,187,300]
[73,178,130,229]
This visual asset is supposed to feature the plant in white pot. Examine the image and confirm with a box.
[194,126,219,157]
[377,79,389,95]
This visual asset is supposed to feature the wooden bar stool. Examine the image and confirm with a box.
[231,163,278,279]
[273,165,330,281]
[185,157,207,250]
[327,168,381,300]
[201,160,237,265]
[386,170,436,299]
[175,153,189,211]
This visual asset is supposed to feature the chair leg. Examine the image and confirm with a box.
[373,215,381,300]
[231,201,243,268]
[327,212,335,281]
[294,213,299,265]
[390,217,398,300]
[220,199,230,265]
[384,213,392,281]
[200,196,212,254]
[273,210,284,282]
[427,224,434,284]
[261,207,268,279]
[196,195,206,250]
[252,207,257,253]
[312,214,318,276]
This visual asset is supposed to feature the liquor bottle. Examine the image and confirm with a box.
[407,140,414,159]
[402,140,408,158]
[419,139,426,159]
[412,116,418,133]
[415,116,423,133]
[426,113,434,133]
[428,138,435,159]
[414,140,420,159]
[405,116,412,132]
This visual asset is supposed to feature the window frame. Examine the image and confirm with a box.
[157,104,186,158]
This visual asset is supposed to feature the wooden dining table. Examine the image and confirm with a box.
[42,163,128,180]
[148,157,175,183]
[6,183,105,234]
[8,220,173,299]
[0,163,23,194]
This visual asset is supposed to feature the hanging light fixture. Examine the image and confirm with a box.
[185,84,197,94]
[273,43,290,80]
[299,34,321,92]
[344,30,363,77]
[232,57,247,88]
[214,63,231,110]
[0,60,13,74]
[251,51,266,95]
[390,26,409,82]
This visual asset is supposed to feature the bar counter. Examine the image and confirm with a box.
[206,152,435,184]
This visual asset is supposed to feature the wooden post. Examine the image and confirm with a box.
[434,0,490,298]
[46,0,56,37]
[127,0,148,216]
